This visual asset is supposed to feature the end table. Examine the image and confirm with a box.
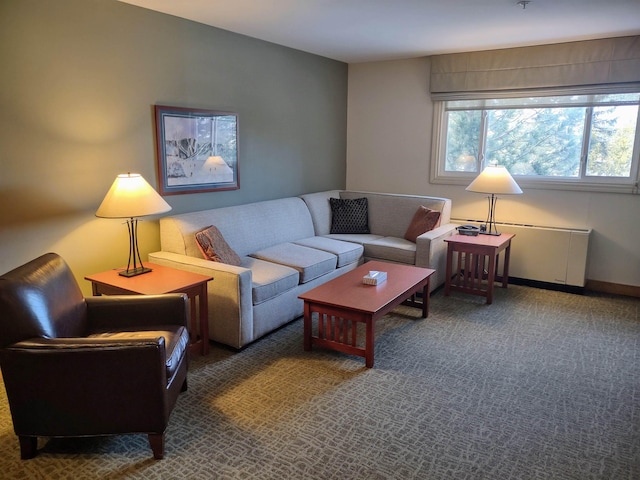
[85,263,213,356]
[444,233,515,304]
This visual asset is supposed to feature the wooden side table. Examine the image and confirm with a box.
[444,233,515,304]
[85,263,213,356]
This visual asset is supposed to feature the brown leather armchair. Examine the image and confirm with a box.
[0,253,190,460]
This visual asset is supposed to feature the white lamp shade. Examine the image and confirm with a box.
[96,173,171,218]
[203,155,228,167]
[466,165,523,195]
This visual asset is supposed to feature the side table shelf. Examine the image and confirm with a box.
[85,263,213,356]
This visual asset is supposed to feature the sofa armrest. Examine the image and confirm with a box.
[148,251,254,349]
[86,294,188,331]
[415,223,458,288]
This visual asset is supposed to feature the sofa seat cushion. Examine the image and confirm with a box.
[245,257,300,305]
[324,233,385,245]
[250,243,337,284]
[292,237,363,268]
[363,237,417,265]
[88,325,189,379]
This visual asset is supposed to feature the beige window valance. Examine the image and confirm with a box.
[430,35,640,98]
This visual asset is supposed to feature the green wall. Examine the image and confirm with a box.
[0,0,347,290]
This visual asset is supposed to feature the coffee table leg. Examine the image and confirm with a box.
[422,281,429,318]
[303,302,312,351]
[365,316,374,368]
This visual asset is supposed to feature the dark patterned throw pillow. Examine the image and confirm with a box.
[329,197,370,234]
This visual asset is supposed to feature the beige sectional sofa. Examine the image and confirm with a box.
[149,190,456,349]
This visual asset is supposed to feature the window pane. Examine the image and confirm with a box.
[586,105,638,177]
[445,110,481,172]
[485,107,584,177]
[447,93,640,110]
[436,89,640,191]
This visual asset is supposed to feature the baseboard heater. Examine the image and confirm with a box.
[452,220,591,289]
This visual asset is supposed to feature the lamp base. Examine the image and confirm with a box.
[119,266,153,277]
[480,194,502,236]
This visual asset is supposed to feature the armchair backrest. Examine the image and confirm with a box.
[0,253,87,349]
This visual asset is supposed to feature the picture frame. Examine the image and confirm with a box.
[154,105,239,195]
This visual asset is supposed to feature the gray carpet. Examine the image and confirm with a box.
[1,285,639,479]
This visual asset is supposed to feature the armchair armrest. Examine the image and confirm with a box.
[8,336,168,350]
[85,293,188,332]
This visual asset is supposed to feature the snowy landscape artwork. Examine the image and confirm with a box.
[155,105,239,195]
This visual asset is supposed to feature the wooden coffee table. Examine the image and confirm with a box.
[299,261,435,368]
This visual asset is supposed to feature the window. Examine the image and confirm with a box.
[431,90,640,193]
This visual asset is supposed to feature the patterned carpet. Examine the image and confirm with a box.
[1,285,639,479]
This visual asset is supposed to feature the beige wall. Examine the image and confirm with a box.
[347,57,640,288]
[2,1,637,293]
[0,0,347,294]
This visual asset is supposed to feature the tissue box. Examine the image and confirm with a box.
[363,270,387,285]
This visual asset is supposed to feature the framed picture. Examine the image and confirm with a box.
[154,105,239,195]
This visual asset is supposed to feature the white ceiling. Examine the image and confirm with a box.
[119,0,640,63]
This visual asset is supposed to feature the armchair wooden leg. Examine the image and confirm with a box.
[181,378,188,392]
[148,433,165,459]
[19,436,37,459]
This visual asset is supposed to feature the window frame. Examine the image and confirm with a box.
[430,87,640,194]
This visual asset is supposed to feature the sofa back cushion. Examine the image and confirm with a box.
[299,190,341,236]
[301,190,452,238]
[160,197,316,258]
[340,191,451,238]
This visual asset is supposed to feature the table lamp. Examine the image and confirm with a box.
[96,173,171,277]
[466,165,522,236]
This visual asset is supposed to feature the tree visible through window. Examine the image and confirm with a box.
[438,92,640,189]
